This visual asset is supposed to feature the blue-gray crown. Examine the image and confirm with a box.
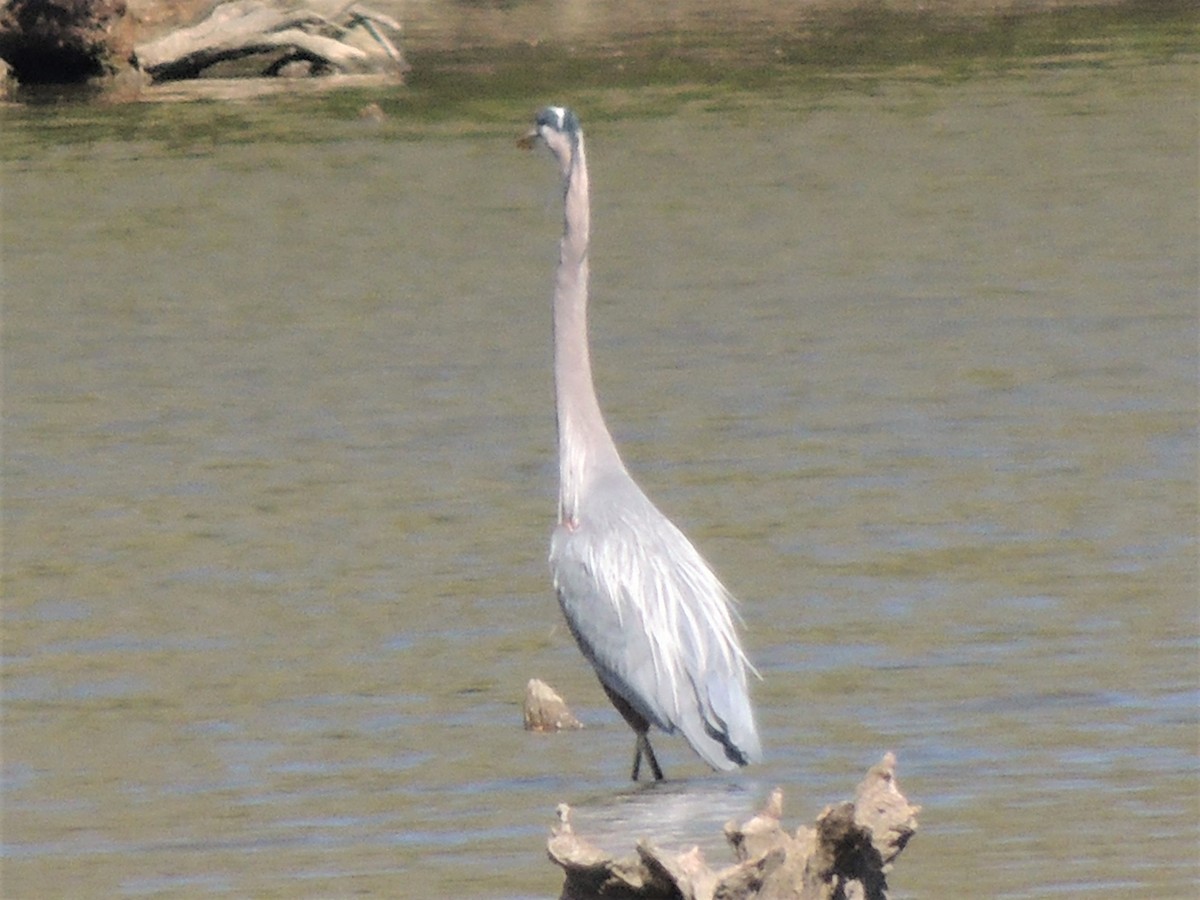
[535,106,580,135]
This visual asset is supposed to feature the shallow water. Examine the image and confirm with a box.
[3,60,1197,897]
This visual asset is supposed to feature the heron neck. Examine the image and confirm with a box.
[554,136,624,523]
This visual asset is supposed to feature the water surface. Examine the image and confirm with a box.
[3,58,1197,898]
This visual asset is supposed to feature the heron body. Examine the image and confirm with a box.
[526,106,762,780]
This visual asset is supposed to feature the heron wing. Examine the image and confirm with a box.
[550,471,762,770]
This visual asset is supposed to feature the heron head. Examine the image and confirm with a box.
[518,105,582,165]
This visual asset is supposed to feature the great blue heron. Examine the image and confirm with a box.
[522,106,763,781]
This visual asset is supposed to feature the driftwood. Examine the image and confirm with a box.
[548,753,919,900]
[132,0,406,82]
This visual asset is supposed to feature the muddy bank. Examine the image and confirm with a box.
[1,0,1162,93]
[123,0,1135,52]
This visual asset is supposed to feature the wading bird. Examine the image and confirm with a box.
[521,106,762,781]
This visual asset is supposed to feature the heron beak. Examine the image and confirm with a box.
[517,128,539,150]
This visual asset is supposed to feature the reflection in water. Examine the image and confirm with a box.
[3,61,1197,898]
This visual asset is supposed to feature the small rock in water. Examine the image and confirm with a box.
[358,102,386,122]
[523,678,583,732]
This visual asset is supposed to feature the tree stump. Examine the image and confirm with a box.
[548,753,919,900]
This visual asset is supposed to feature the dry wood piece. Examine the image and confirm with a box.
[548,753,919,900]
[524,678,584,732]
[132,0,406,82]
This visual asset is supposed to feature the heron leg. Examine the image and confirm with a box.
[600,684,666,781]
[633,733,665,782]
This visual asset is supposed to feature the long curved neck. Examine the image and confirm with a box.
[554,133,624,524]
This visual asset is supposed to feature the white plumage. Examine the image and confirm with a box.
[525,105,762,780]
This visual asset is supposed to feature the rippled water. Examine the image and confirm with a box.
[3,61,1197,897]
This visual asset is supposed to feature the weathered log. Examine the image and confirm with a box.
[132,0,405,82]
[548,753,919,900]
